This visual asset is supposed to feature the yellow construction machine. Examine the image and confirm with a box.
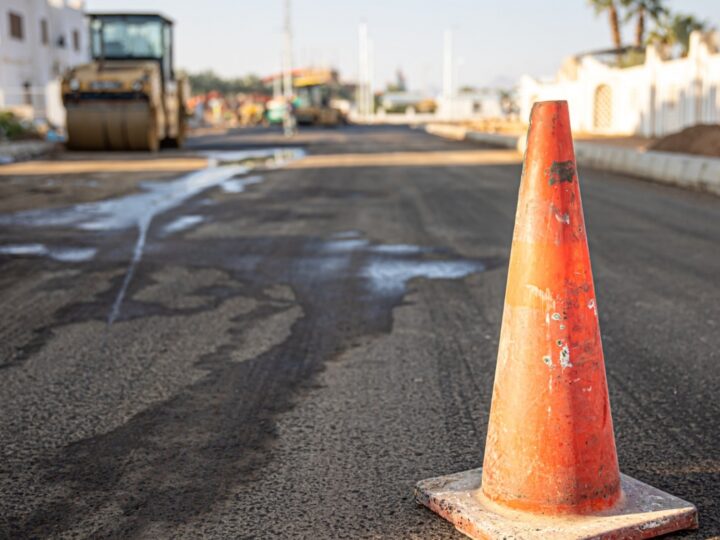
[293,69,346,127]
[61,13,187,151]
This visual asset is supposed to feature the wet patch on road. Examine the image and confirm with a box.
[2,222,502,537]
[0,140,506,537]
[220,174,263,193]
[0,243,97,262]
[0,149,304,324]
[161,215,206,236]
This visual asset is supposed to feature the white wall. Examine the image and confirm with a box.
[0,0,87,126]
[520,32,720,137]
[436,94,503,121]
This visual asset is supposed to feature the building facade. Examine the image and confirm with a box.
[519,31,720,137]
[0,0,87,127]
[436,89,504,121]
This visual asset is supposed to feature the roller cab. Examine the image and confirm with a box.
[62,13,187,151]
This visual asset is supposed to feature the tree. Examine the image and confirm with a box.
[669,14,708,55]
[588,0,623,49]
[620,0,667,46]
[647,12,709,56]
[186,70,270,96]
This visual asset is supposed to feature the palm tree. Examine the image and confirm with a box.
[670,14,708,55]
[588,0,623,49]
[620,0,667,47]
[647,13,708,56]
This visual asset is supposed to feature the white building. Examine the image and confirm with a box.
[0,0,87,128]
[519,31,720,137]
[436,89,505,120]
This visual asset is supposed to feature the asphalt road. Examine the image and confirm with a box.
[0,125,718,539]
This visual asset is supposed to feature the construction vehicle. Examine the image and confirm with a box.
[61,13,187,151]
[292,69,346,127]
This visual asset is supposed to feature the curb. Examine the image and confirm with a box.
[0,140,57,165]
[426,123,720,196]
[573,142,720,196]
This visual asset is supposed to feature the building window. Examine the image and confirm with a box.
[40,19,48,45]
[9,12,24,40]
[73,29,80,51]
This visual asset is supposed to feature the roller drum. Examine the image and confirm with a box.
[66,101,157,151]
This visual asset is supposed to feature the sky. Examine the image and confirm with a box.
[85,0,720,93]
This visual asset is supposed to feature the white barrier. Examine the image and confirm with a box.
[426,123,720,196]
[573,142,720,195]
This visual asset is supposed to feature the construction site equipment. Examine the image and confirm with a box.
[61,13,188,151]
[293,69,345,127]
[265,99,287,126]
[415,100,698,539]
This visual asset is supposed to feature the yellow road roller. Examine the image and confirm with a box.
[293,69,345,127]
[61,13,187,151]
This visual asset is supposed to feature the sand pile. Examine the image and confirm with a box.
[649,124,720,157]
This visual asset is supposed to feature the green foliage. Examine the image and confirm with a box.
[0,111,36,141]
[588,0,711,55]
[588,0,616,16]
[620,0,667,23]
[646,12,710,55]
[616,49,646,67]
[186,70,271,96]
[620,0,668,45]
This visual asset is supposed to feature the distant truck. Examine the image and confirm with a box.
[61,13,188,151]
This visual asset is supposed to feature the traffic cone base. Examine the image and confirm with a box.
[415,468,698,540]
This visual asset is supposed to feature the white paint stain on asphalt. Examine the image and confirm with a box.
[322,238,370,252]
[49,247,98,262]
[221,175,264,193]
[306,235,485,296]
[0,243,97,262]
[370,244,426,255]
[205,148,304,169]
[322,241,427,256]
[162,215,206,235]
[0,244,47,256]
[362,259,483,295]
[0,148,305,324]
[331,230,362,239]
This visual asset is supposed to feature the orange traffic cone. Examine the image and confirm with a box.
[415,100,698,539]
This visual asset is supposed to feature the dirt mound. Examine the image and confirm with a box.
[649,124,720,157]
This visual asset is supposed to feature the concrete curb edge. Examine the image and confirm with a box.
[425,123,720,196]
[0,140,58,164]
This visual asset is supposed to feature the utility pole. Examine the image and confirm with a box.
[443,29,454,100]
[358,22,368,118]
[367,37,374,118]
[358,22,374,119]
[282,0,295,136]
[273,53,282,98]
[283,0,293,100]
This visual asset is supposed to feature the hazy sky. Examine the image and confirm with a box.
[85,0,720,92]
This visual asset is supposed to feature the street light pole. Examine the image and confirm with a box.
[443,29,454,100]
[358,22,368,118]
[367,36,374,118]
[282,0,295,136]
[283,0,293,100]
